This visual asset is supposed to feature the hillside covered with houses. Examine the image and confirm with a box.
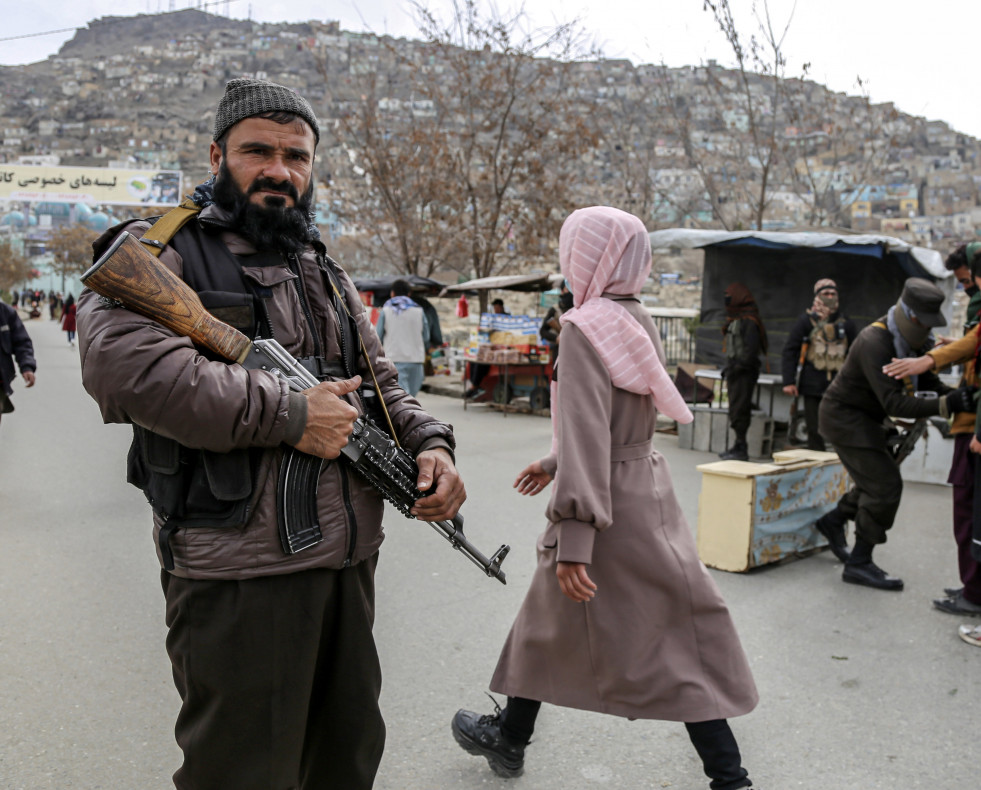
[1,8,980,278]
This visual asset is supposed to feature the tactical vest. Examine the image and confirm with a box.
[724,318,744,361]
[92,217,359,568]
[806,316,849,373]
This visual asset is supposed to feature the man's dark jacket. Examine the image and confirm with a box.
[77,204,454,580]
[820,319,948,448]
[0,302,36,397]
[724,318,762,376]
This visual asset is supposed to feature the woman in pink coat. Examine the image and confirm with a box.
[451,207,759,789]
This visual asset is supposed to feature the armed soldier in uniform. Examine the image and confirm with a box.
[780,279,857,450]
[816,278,976,591]
[77,79,466,789]
[719,283,767,461]
[882,247,981,619]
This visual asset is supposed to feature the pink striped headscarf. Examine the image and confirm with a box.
[558,207,693,424]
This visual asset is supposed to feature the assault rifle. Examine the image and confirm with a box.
[82,231,509,584]
[887,417,929,466]
[886,388,951,466]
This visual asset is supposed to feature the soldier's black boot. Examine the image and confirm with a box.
[719,440,749,461]
[842,538,903,591]
[451,704,529,778]
[814,508,850,562]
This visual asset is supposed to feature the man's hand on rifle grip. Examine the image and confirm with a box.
[412,448,466,522]
[294,376,361,459]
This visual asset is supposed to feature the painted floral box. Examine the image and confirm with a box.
[695,450,849,572]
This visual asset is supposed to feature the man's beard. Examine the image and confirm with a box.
[213,161,315,253]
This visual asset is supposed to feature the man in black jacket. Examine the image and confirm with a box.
[0,301,36,425]
[817,278,975,590]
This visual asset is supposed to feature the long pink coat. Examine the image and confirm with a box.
[490,300,758,723]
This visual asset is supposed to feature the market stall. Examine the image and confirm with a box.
[442,273,562,413]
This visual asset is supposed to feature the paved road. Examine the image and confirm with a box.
[1,316,977,789]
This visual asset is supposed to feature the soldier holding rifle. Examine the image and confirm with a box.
[77,79,465,790]
[816,278,975,591]
[881,247,981,624]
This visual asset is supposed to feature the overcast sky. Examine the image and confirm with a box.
[3,1,981,137]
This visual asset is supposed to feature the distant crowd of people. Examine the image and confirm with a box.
[8,288,78,346]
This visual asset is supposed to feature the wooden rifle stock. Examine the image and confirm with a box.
[81,231,252,364]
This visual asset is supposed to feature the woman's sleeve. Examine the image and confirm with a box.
[545,324,613,564]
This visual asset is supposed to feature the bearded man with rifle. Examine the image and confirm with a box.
[77,79,468,790]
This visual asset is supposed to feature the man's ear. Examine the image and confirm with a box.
[209,140,222,176]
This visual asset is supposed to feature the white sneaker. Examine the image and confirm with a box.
[958,623,981,647]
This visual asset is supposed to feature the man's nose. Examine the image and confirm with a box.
[262,155,291,182]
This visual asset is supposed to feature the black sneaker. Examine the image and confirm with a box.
[842,560,904,591]
[814,510,850,562]
[451,707,526,778]
[932,592,981,617]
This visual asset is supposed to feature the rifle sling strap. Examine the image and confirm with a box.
[138,198,202,257]
[320,255,401,447]
[133,199,398,442]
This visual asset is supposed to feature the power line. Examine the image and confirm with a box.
[0,1,244,45]
[0,27,78,44]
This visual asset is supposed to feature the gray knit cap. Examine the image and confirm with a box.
[213,78,320,143]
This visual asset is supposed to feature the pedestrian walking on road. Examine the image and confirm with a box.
[0,300,36,426]
[451,206,759,790]
[375,279,428,396]
[61,294,76,348]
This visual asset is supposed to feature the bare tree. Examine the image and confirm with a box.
[327,68,464,278]
[45,224,99,291]
[0,237,33,293]
[781,76,898,226]
[327,0,599,308]
[640,0,892,231]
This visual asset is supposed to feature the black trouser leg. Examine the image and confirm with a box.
[833,443,902,546]
[500,696,541,745]
[162,559,385,790]
[804,395,826,451]
[685,719,751,790]
[726,370,758,443]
